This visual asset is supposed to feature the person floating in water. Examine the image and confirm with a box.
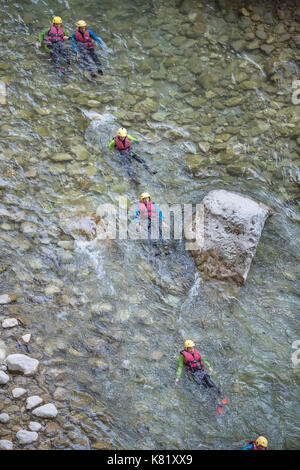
[72,20,104,78]
[36,16,72,74]
[109,128,157,185]
[175,340,227,414]
[240,436,268,450]
[134,192,169,257]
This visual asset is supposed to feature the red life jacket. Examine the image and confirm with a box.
[249,441,258,450]
[138,201,159,221]
[113,136,131,151]
[181,349,204,372]
[75,29,94,50]
[46,26,64,45]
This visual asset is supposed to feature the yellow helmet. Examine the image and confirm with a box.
[140,192,151,201]
[117,127,127,138]
[53,16,62,24]
[77,20,87,28]
[184,340,195,351]
[256,436,268,448]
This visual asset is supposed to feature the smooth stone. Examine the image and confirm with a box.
[0,340,7,361]
[12,387,27,398]
[2,318,18,329]
[256,29,267,40]
[226,97,244,107]
[231,39,247,52]
[45,285,61,295]
[51,153,73,162]
[21,222,38,235]
[32,404,58,419]
[21,334,31,344]
[44,422,58,436]
[26,396,43,410]
[260,44,275,55]
[0,440,13,450]
[6,354,39,376]
[246,40,260,50]
[24,169,37,178]
[57,241,74,250]
[16,430,38,445]
[240,7,250,16]
[0,413,9,423]
[0,294,17,304]
[0,370,10,384]
[29,421,42,432]
[71,145,89,160]
[151,351,164,361]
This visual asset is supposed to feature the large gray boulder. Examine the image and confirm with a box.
[185,190,273,285]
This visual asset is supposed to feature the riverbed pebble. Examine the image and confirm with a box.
[0,370,10,384]
[32,403,58,418]
[12,387,27,398]
[2,318,18,329]
[26,395,43,410]
[29,421,42,432]
[0,294,17,304]
[0,413,10,423]
[5,354,39,376]
[0,440,13,450]
[21,333,31,344]
[16,429,38,445]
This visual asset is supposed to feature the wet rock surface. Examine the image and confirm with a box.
[187,190,273,285]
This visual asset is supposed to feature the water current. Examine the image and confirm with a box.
[0,0,299,450]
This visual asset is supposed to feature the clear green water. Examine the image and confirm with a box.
[0,0,299,450]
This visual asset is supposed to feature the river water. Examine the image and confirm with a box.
[0,0,299,450]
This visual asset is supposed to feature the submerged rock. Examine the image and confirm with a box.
[185,190,273,285]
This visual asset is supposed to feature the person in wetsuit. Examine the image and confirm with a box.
[109,128,156,185]
[36,16,72,74]
[175,340,227,412]
[134,192,169,257]
[241,436,268,450]
[72,20,103,78]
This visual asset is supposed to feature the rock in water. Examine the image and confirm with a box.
[0,440,13,450]
[26,395,43,410]
[16,430,38,445]
[185,190,273,285]
[5,354,39,376]
[0,370,10,384]
[32,403,58,418]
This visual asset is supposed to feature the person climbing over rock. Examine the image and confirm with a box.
[240,436,268,450]
[175,340,227,414]
[109,128,157,185]
[134,192,169,257]
[36,16,72,74]
[72,20,104,78]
